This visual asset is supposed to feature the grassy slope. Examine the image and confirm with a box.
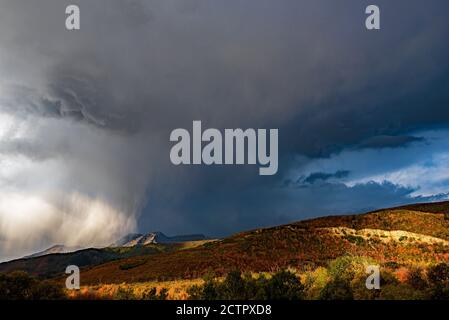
[78,202,449,285]
[293,209,449,240]
[0,242,210,278]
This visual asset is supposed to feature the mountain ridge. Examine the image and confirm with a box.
[111,232,207,247]
[14,232,209,261]
[23,244,84,259]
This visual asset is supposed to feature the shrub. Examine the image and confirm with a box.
[0,271,65,300]
[319,278,353,300]
[383,261,400,270]
[430,284,449,300]
[219,271,248,300]
[379,284,426,300]
[406,267,428,290]
[188,270,304,300]
[428,263,449,285]
[344,235,365,245]
[263,270,304,300]
[352,270,400,300]
[142,287,168,300]
[114,285,169,300]
[34,280,67,300]
[115,286,137,300]
[351,272,379,300]
[327,256,376,282]
[303,267,331,300]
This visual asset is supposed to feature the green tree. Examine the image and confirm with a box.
[218,271,247,300]
[319,278,353,300]
[263,270,304,300]
[0,271,65,300]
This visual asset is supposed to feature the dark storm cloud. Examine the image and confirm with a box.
[4,0,449,140]
[282,170,351,187]
[141,176,449,237]
[303,170,350,184]
[1,0,449,257]
[356,135,425,150]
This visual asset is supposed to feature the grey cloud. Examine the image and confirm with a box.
[47,72,127,130]
[0,138,66,161]
[356,135,426,150]
[283,170,351,186]
[302,170,351,185]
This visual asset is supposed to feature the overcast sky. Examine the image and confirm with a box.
[1,0,449,261]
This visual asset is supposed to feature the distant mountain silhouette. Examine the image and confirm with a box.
[110,232,207,247]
